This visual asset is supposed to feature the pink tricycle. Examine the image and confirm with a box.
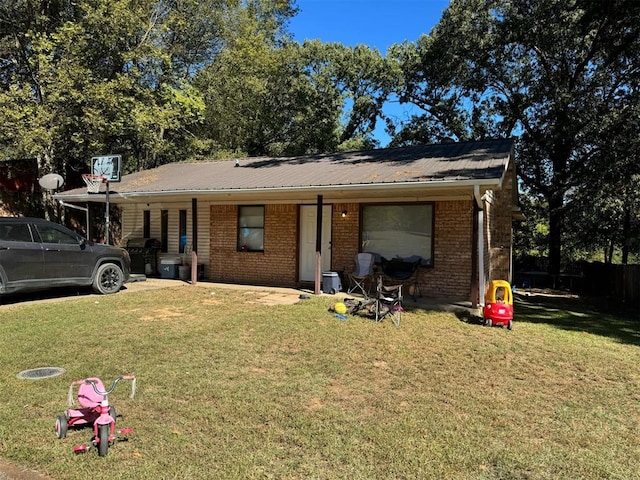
[54,375,136,456]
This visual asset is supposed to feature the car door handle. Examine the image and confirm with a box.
[0,246,8,250]
[45,248,61,251]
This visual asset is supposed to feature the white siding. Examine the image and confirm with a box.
[121,201,211,278]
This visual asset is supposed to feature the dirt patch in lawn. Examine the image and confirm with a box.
[242,290,301,306]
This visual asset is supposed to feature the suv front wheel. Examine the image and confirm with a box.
[93,263,125,295]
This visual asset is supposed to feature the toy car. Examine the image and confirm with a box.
[482,280,513,330]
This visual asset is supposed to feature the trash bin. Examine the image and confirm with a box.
[322,271,342,294]
[159,257,181,279]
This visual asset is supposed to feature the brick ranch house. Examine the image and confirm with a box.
[55,138,521,305]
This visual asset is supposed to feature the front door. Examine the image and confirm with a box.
[299,205,332,282]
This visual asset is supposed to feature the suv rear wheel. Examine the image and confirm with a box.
[93,263,124,294]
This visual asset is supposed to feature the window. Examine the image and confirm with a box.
[361,204,433,264]
[161,210,168,253]
[238,206,264,252]
[0,223,33,242]
[36,224,80,245]
[143,210,150,238]
[179,209,187,253]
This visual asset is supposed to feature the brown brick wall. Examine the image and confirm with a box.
[209,191,511,300]
[209,204,298,287]
[486,160,515,283]
[419,200,474,298]
[332,200,475,299]
[330,202,361,275]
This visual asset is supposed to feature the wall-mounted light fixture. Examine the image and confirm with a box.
[341,210,348,218]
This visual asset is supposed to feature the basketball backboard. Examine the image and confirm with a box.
[91,155,121,182]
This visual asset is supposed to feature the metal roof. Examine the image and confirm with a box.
[55,138,514,202]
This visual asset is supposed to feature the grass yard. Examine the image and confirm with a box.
[0,285,639,479]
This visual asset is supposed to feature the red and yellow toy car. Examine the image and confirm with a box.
[482,280,513,330]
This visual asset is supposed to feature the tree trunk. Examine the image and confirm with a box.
[606,241,614,264]
[621,206,631,264]
[547,139,571,277]
[547,190,563,276]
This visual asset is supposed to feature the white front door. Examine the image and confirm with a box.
[299,205,332,282]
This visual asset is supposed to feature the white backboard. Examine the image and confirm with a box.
[91,155,121,182]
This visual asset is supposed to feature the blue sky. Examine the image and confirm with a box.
[288,0,450,146]
[290,0,449,52]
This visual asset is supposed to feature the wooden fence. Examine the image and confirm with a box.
[580,262,640,307]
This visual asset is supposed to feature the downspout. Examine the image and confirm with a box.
[474,185,485,307]
[471,200,479,308]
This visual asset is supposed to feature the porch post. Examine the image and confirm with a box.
[315,195,323,295]
[104,181,110,244]
[191,198,198,284]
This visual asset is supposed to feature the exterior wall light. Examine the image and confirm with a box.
[341,210,348,218]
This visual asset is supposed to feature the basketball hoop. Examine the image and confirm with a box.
[82,173,106,193]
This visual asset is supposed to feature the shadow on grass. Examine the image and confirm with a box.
[514,292,640,346]
[0,286,94,306]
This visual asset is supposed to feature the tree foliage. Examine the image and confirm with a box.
[195,36,396,157]
[4,0,638,269]
[390,0,640,271]
[0,0,227,196]
[1,0,389,190]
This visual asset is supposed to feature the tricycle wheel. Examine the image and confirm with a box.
[485,318,492,327]
[97,424,109,457]
[54,415,67,439]
[507,320,513,330]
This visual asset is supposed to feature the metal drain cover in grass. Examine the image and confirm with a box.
[17,367,65,380]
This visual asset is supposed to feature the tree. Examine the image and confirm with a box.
[566,86,640,264]
[195,28,399,157]
[195,25,343,157]
[0,0,313,230]
[0,0,277,216]
[389,0,640,273]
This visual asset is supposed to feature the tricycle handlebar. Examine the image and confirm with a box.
[67,375,136,406]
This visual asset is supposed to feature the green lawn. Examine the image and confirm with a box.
[0,285,639,479]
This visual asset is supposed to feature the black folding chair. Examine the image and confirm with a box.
[380,257,422,300]
[375,275,403,327]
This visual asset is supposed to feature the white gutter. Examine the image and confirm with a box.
[54,178,501,202]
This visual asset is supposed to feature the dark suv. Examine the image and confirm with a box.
[0,217,130,296]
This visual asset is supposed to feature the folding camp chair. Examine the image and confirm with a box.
[347,252,376,298]
[380,257,422,300]
[375,275,403,327]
